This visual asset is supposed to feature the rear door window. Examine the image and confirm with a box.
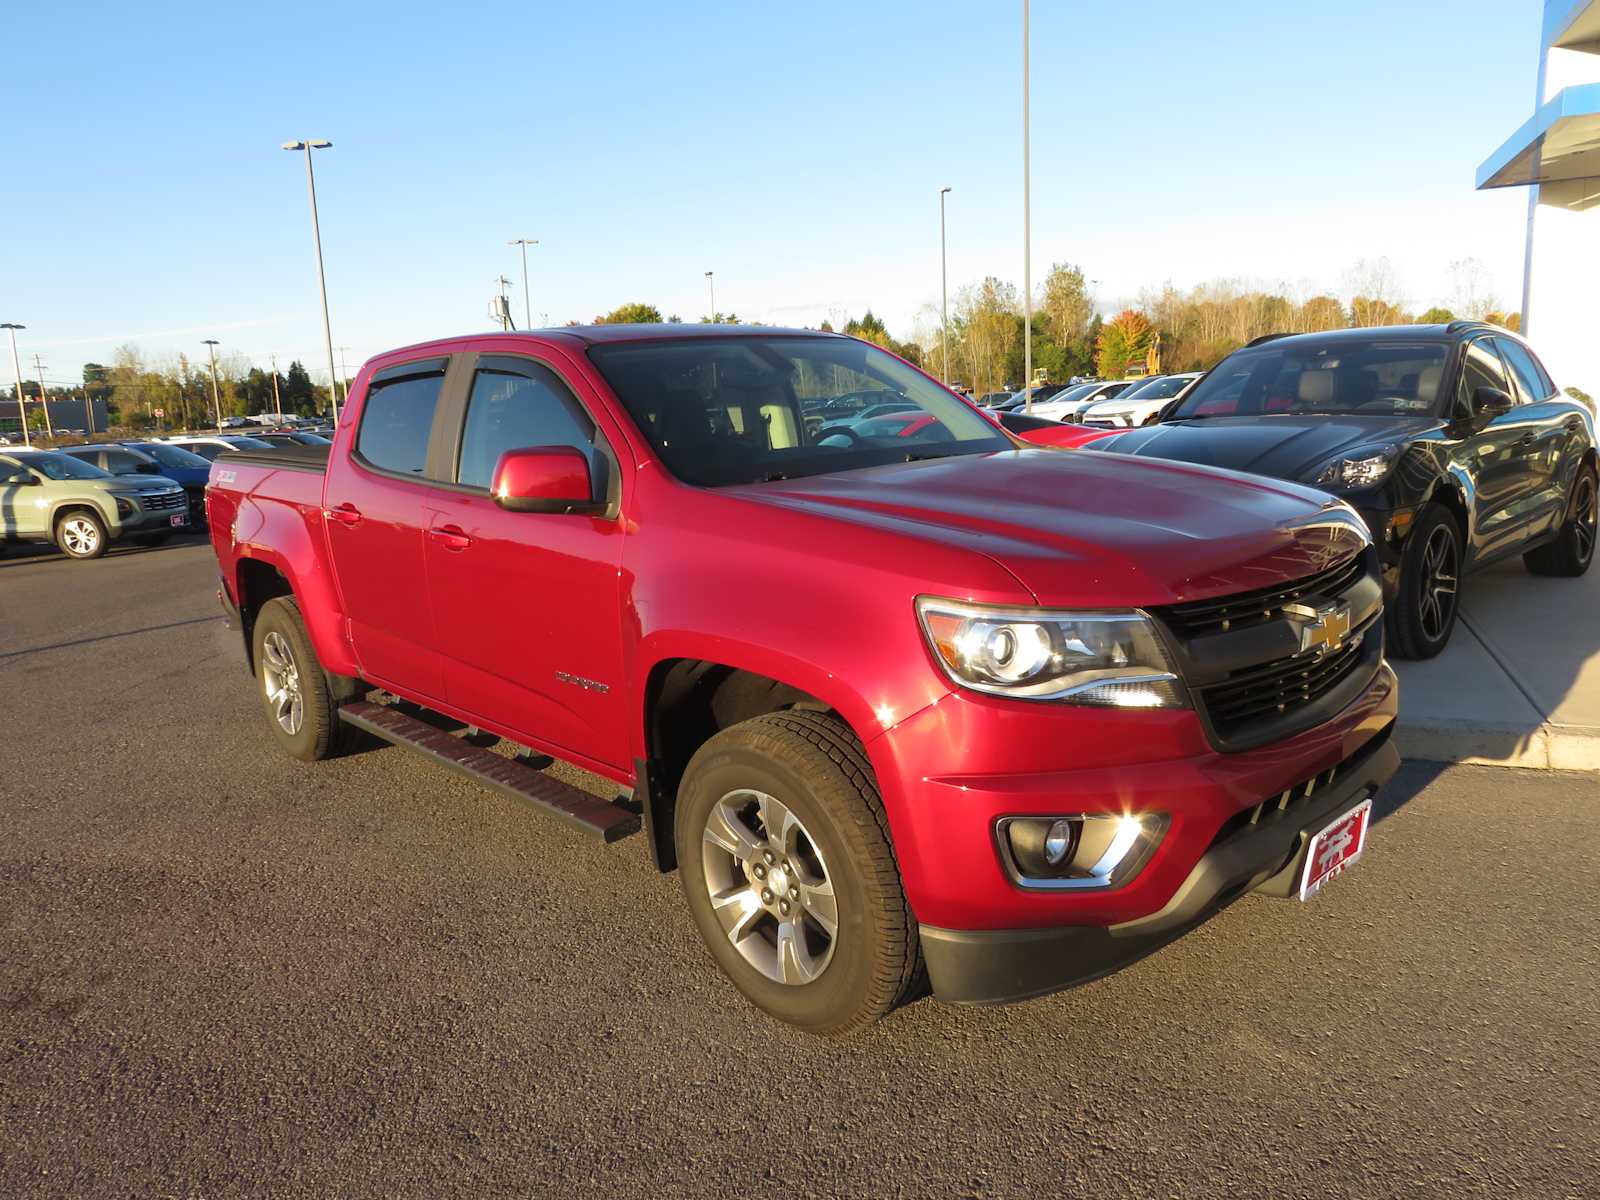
[357,371,445,476]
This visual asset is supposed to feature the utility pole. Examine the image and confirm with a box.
[493,275,514,331]
[510,238,537,331]
[31,355,54,439]
[1021,0,1033,412]
[202,339,223,431]
[270,354,283,420]
[336,346,352,405]
[705,271,715,321]
[1,323,28,448]
[83,383,94,434]
[939,186,952,384]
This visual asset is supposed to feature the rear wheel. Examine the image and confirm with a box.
[55,510,107,560]
[1524,463,1597,578]
[1388,503,1461,660]
[675,711,920,1035]
[251,596,348,761]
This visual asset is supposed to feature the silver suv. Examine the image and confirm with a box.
[0,449,191,560]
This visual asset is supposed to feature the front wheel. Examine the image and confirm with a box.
[55,510,107,560]
[1524,463,1597,578]
[675,711,920,1036]
[251,596,348,761]
[1388,503,1462,660]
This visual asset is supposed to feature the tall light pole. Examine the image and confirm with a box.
[938,186,952,384]
[1,323,27,447]
[31,355,54,439]
[1021,0,1033,412]
[270,353,283,420]
[510,238,537,331]
[281,139,341,424]
[336,346,352,405]
[202,340,223,431]
[705,271,715,321]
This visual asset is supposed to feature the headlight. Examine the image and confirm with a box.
[1314,448,1399,491]
[915,598,1187,707]
[114,496,135,517]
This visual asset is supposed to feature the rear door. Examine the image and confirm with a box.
[322,356,454,703]
[420,351,629,770]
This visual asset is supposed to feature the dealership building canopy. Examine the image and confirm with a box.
[1477,1,1600,392]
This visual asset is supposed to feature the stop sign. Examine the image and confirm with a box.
[154,407,165,418]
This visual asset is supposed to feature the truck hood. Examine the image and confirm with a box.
[1097,414,1439,480]
[729,448,1369,607]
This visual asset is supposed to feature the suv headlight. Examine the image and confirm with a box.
[1314,447,1399,491]
[915,598,1187,707]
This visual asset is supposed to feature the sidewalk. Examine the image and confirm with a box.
[1394,557,1600,770]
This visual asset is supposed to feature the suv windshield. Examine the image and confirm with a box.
[588,335,1010,486]
[11,451,112,481]
[1170,340,1451,419]
[128,442,211,470]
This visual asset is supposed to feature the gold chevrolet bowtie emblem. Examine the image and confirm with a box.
[1289,602,1353,654]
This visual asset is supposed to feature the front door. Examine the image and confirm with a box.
[1454,337,1539,560]
[422,353,628,770]
[322,357,453,702]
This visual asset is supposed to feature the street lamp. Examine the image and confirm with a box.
[705,271,715,321]
[202,340,223,431]
[1021,0,1033,412]
[938,186,952,384]
[510,238,538,331]
[281,138,341,423]
[0,322,27,447]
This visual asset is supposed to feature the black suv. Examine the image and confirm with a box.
[1094,323,1597,658]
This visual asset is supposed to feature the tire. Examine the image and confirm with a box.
[1524,463,1597,578]
[1388,503,1462,660]
[675,710,920,1036]
[251,596,347,762]
[54,509,108,560]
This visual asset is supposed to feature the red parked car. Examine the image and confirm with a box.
[207,326,1398,1034]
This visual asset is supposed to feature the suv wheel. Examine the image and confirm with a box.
[251,596,349,761]
[55,510,107,560]
[1524,463,1597,578]
[1388,503,1461,660]
[675,711,920,1035]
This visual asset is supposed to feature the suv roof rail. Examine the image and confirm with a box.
[1246,333,1291,347]
[1445,319,1494,335]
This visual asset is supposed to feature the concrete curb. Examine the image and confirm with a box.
[1398,717,1600,772]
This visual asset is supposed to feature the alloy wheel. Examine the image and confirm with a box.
[700,788,838,986]
[1574,473,1596,564]
[261,631,305,735]
[1418,523,1459,643]
[61,518,100,556]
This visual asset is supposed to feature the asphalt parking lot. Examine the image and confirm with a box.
[2,538,1597,1199]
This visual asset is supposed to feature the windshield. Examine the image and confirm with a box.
[1120,375,1193,402]
[11,451,112,481]
[128,442,211,470]
[588,335,1010,486]
[1171,341,1451,419]
[1042,383,1099,406]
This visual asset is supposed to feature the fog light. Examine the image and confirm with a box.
[997,812,1168,891]
[1043,819,1074,865]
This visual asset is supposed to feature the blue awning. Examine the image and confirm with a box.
[1477,83,1600,208]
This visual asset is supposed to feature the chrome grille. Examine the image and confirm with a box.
[140,491,186,512]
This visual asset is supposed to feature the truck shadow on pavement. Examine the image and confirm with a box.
[0,616,220,663]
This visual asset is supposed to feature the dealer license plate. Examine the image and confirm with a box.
[1298,798,1373,901]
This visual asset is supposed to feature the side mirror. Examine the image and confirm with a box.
[1473,386,1514,417]
[490,446,601,515]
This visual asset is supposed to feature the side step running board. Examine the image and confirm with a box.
[338,700,640,843]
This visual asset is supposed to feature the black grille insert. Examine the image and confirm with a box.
[1195,620,1374,740]
[1156,553,1367,638]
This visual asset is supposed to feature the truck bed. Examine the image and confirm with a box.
[220,444,329,472]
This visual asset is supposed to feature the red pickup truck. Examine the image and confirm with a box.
[207,325,1399,1035]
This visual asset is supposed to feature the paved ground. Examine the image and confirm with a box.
[1394,557,1600,770]
[2,539,1597,1199]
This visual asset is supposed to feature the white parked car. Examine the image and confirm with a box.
[157,434,277,461]
[1079,372,1204,428]
[1028,380,1136,422]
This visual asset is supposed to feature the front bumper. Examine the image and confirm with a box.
[918,721,1398,1004]
[113,495,192,536]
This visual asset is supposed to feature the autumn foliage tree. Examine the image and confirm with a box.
[595,302,663,324]
[1096,310,1154,380]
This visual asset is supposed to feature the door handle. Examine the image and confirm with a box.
[324,503,362,526]
[1518,433,1537,447]
[428,524,472,551]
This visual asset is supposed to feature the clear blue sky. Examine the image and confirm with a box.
[0,0,1544,388]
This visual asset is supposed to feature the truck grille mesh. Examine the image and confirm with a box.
[1193,623,1372,741]
[1154,553,1366,638]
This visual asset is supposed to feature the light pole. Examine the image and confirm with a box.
[1021,0,1033,412]
[270,353,283,420]
[1,323,27,447]
[510,238,537,330]
[337,346,352,405]
[202,340,223,431]
[938,186,952,384]
[705,271,715,321]
[282,139,341,423]
[31,355,53,439]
